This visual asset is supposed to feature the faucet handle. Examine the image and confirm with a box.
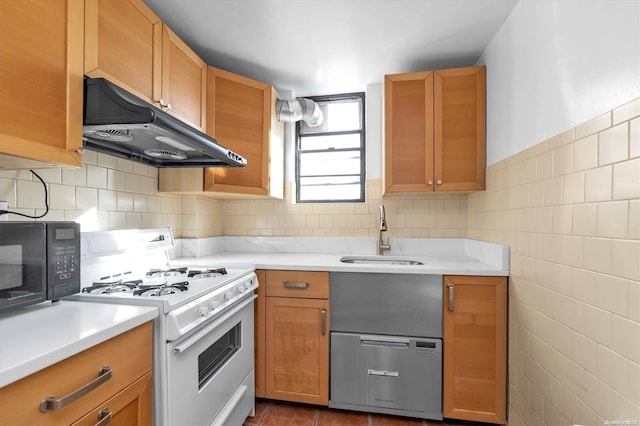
[379,205,387,231]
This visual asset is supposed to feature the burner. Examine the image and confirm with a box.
[146,267,188,278]
[133,281,189,297]
[188,268,227,279]
[82,279,142,294]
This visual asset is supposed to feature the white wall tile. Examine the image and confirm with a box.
[613,157,640,200]
[599,122,629,165]
[75,187,98,211]
[98,189,117,211]
[49,184,75,210]
[62,166,86,187]
[86,165,107,189]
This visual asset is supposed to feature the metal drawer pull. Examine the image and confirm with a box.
[40,366,112,412]
[283,281,309,289]
[96,408,112,426]
[447,284,454,312]
[368,369,399,377]
[320,308,327,335]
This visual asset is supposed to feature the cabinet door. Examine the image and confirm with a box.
[434,66,486,191]
[0,0,83,168]
[161,25,207,130]
[254,270,266,398]
[265,296,329,405]
[383,71,434,193]
[204,67,283,197]
[84,0,162,104]
[71,372,152,426]
[0,322,152,425]
[443,275,507,424]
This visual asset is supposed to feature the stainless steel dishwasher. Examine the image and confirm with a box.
[329,272,443,420]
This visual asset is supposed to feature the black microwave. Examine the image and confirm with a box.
[0,221,80,313]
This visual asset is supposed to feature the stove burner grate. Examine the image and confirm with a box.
[133,281,189,297]
[82,279,142,294]
[146,267,188,278]
[188,268,227,279]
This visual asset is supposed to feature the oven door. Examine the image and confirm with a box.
[166,294,255,426]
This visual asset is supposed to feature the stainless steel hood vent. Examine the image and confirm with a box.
[82,78,247,168]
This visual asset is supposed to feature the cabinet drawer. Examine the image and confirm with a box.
[71,372,152,426]
[265,270,329,299]
[0,322,152,425]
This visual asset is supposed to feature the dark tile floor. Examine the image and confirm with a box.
[243,399,489,426]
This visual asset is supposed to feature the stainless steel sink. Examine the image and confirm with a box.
[339,255,424,265]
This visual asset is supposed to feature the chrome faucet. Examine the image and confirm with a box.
[377,205,391,255]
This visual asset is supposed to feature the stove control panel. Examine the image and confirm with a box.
[165,272,258,341]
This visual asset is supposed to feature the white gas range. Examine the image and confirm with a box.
[67,228,257,426]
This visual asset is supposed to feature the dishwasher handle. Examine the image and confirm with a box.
[360,334,410,348]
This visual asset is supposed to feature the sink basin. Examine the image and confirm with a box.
[340,255,424,265]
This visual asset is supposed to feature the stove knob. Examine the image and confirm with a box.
[209,300,219,310]
[198,305,209,317]
[238,284,247,293]
[224,291,234,301]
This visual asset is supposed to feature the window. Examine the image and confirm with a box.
[295,93,365,203]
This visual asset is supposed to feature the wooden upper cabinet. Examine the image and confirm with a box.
[384,66,485,194]
[84,0,161,103]
[84,0,206,130]
[158,68,284,199]
[161,25,207,131]
[443,275,507,424]
[0,0,83,169]
[384,71,434,193]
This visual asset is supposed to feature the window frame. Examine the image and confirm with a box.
[295,92,366,204]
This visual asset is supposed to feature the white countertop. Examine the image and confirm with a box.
[0,301,158,388]
[172,251,508,275]
[171,236,509,276]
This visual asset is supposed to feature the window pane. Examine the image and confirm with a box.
[300,134,361,151]
[295,92,365,203]
[300,98,362,134]
[299,151,361,176]
[299,175,362,201]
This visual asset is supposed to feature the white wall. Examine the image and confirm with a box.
[480,0,640,165]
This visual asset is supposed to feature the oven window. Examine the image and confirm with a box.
[198,321,241,389]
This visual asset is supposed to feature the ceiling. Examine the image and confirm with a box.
[143,0,518,97]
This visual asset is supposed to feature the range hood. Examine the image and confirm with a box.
[82,78,247,168]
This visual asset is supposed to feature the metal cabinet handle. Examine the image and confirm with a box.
[436,179,443,185]
[447,284,454,312]
[39,366,112,412]
[428,180,433,185]
[283,281,309,289]
[320,308,327,335]
[96,408,112,426]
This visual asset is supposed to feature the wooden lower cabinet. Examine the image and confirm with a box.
[259,270,329,405]
[443,275,507,424]
[0,322,153,426]
[254,269,266,398]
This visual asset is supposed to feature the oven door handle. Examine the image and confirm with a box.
[172,294,257,354]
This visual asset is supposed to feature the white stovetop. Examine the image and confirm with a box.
[0,301,157,387]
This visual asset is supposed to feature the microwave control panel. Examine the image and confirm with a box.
[46,222,81,299]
